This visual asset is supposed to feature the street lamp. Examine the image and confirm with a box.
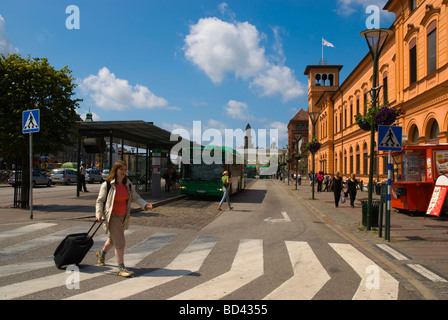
[360,28,392,230]
[308,111,320,200]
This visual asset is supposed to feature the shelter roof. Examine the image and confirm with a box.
[79,120,182,151]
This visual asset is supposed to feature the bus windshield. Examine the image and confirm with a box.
[182,163,224,182]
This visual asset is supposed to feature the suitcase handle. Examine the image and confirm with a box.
[86,220,103,241]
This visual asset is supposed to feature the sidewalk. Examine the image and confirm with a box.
[0,184,185,223]
[275,178,448,299]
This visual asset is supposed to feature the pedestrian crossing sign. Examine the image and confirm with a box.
[378,125,402,151]
[23,109,40,133]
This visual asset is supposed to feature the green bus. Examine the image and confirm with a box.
[179,145,246,197]
[246,165,256,178]
[259,166,271,179]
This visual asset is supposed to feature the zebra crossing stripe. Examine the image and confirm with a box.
[0,227,86,259]
[0,223,57,241]
[0,232,175,300]
[67,235,218,300]
[170,239,263,300]
[0,232,130,278]
[263,241,330,300]
[376,244,409,261]
[329,243,399,300]
[408,264,448,282]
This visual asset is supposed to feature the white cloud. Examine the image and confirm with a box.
[336,0,394,23]
[224,100,252,120]
[184,17,266,84]
[80,67,173,111]
[0,15,19,54]
[183,11,305,102]
[251,65,305,102]
[267,121,288,147]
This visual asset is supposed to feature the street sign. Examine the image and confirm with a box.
[378,125,402,151]
[23,109,40,133]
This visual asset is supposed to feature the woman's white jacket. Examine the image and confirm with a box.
[95,179,149,233]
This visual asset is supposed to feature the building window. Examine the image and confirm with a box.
[363,143,368,175]
[410,0,417,11]
[356,97,360,115]
[409,38,417,85]
[430,120,439,140]
[382,73,388,105]
[427,20,437,75]
[350,102,353,125]
[411,125,419,143]
[344,108,347,128]
[363,90,368,114]
[335,114,338,133]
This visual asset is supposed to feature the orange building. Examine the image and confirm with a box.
[304,0,448,183]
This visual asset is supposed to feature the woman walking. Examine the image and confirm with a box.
[95,160,153,277]
[346,173,359,208]
[217,171,233,211]
[332,171,343,208]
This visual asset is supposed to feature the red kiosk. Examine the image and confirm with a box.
[391,144,448,213]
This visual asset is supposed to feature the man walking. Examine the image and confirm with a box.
[79,161,88,192]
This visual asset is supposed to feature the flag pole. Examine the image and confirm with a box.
[322,38,324,63]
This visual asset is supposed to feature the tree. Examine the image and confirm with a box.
[0,54,82,207]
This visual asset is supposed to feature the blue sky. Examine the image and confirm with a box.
[0,0,395,149]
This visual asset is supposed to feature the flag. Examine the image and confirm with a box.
[322,38,335,48]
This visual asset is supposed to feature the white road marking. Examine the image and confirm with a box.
[408,264,447,282]
[0,232,175,300]
[67,235,218,300]
[0,227,86,259]
[376,244,409,260]
[0,223,56,241]
[330,243,399,300]
[264,212,291,224]
[264,241,330,300]
[170,239,263,300]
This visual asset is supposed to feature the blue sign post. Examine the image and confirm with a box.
[22,109,40,219]
[378,125,402,241]
[22,109,40,133]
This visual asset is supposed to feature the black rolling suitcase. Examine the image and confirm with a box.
[54,221,103,269]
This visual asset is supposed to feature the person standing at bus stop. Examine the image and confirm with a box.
[218,171,233,211]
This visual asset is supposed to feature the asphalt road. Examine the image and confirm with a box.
[0,179,418,303]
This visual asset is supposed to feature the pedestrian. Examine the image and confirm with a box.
[346,173,359,208]
[323,173,330,192]
[317,171,323,192]
[332,171,343,208]
[163,169,169,191]
[170,169,178,189]
[297,172,302,186]
[79,161,88,192]
[217,171,233,211]
[95,160,153,277]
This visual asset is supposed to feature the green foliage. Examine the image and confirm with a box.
[0,54,82,159]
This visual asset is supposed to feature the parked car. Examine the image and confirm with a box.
[51,168,77,185]
[8,170,52,187]
[102,169,110,180]
[86,168,103,183]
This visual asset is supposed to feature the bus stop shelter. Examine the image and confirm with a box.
[77,120,182,197]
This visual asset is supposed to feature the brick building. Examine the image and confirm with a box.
[304,0,448,181]
[287,109,309,172]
